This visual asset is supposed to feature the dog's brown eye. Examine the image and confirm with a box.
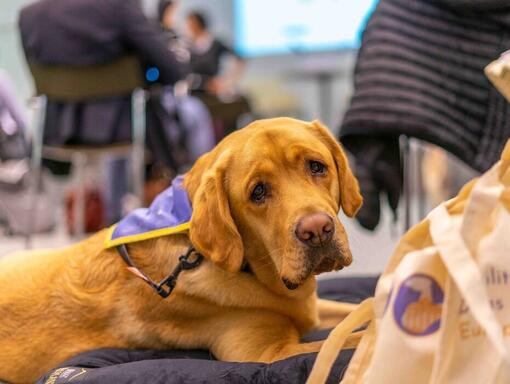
[250,183,267,203]
[309,161,326,175]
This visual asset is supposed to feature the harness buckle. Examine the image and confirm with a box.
[179,248,204,270]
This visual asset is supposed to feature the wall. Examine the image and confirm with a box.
[0,0,32,102]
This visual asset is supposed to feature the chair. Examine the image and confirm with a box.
[26,56,147,245]
[400,135,426,232]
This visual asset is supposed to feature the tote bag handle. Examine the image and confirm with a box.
[306,298,374,384]
[428,165,509,363]
[459,163,505,255]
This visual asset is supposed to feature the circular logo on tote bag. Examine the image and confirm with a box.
[393,274,444,336]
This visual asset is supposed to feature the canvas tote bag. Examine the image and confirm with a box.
[307,139,510,384]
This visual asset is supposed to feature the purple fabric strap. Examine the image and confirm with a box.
[105,175,192,248]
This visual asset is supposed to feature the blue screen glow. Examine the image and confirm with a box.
[234,0,378,57]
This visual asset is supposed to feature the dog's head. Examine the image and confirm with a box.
[184,118,362,292]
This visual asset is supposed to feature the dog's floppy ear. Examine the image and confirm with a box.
[311,120,363,217]
[184,151,244,272]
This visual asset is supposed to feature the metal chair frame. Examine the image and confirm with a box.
[26,57,147,247]
[400,135,427,232]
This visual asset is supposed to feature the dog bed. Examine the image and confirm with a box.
[36,276,378,384]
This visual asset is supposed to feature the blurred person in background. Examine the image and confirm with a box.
[159,0,179,42]
[184,10,252,140]
[19,0,188,149]
[158,0,189,62]
[185,11,245,96]
[154,0,215,164]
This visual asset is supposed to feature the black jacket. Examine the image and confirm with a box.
[341,0,510,172]
[19,0,187,148]
[339,0,510,229]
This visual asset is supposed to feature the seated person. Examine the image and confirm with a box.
[184,11,251,140]
[158,0,189,63]
[19,0,188,148]
[155,0,215,164]
[185,11,245,96]
[158,0,179,43]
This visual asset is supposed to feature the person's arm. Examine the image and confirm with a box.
[118,0,189,85]
[206,41,246,95]
[225,56,246,87]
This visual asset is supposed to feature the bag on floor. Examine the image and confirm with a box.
[308,139,510,384]
[65,186,105,234]
[0,111,28,160]
[0,162,55,235]
[0,116,54,235]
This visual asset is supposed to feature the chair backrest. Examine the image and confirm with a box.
[28,56,145,101]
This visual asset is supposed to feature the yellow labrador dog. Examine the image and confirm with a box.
[0,118,362,383]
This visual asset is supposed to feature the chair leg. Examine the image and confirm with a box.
[71,152,87,238]
[400,135,412,233]
[25,96,47,249]
[400,137,428,234]
[131,88,146,207]
[415,143,427,221]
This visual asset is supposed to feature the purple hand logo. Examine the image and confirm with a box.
[394,274,444,336]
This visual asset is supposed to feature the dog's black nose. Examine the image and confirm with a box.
[295,213,334,247]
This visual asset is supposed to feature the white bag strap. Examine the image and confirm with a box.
[306,298,374,384]
[459,162,505,253]
[341,320,377,384]
[429,201,510,363]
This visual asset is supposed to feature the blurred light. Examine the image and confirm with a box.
[234,0,378,57]
[146,67,160,82]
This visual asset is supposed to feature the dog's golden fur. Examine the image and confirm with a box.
[0,118,362,383]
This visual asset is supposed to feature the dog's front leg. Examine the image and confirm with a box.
[316,299,358,329]
[209,311,360,364]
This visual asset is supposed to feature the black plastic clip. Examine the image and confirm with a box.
[155,247,204,298]
[117,244,204,299]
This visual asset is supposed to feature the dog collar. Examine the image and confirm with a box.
[104,175,191,249]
